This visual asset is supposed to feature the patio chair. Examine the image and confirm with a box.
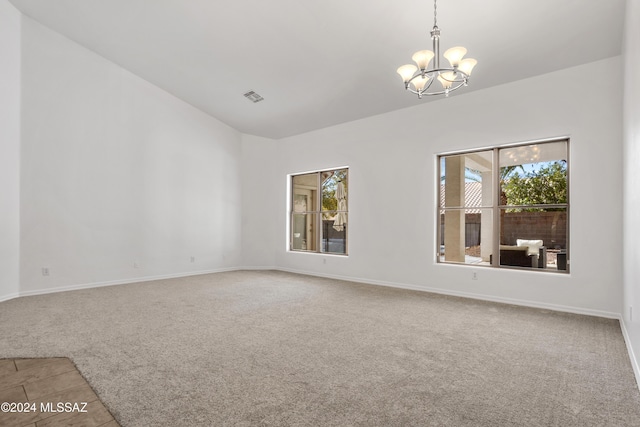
[516,239,547,268]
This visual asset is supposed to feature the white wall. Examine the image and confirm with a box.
[19,16,243,294]
[622,0,640,378]
[0,0,21,301]
[253,57,624,317]
[241,134,278,269]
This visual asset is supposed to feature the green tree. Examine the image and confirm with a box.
[322,169,348,212]
[502,161,567,207]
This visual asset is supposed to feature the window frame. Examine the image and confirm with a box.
[289,167,349,256]
[436,138,569,273]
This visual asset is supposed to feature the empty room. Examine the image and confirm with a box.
[2,0,640,426]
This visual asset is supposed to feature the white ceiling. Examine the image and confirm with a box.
[9,0,626,139]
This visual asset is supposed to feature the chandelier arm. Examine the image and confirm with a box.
[408,68,469,82]
[418,79,434,98]
[421,76,436,94]
[421,80,467,96]
[434,68,469,82]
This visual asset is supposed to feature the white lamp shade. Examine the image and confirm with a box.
[397,64,418,83]
[458,58,477,76]
[411,50,435,70]
[443,46,467,67]
[438,72,457,89]
[411,75,429,91]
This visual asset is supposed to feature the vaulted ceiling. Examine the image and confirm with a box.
[9,0,626,139]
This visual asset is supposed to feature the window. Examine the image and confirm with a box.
[290,168,348,255]
[437,140,568,272]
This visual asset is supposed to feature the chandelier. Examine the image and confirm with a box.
[397,0,477,98]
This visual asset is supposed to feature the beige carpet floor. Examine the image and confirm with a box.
[0,270,639,426]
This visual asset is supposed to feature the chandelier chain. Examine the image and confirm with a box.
[433,0,438,28]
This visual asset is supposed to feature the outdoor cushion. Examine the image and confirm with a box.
[517,239,544,256]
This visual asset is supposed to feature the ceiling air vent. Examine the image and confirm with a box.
[243,91,264,103]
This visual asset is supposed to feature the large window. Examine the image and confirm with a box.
[290,168,348,255]
[438,140,568,272]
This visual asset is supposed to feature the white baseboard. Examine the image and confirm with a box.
[0,292,20,303]
[620,318,640,390]
[275,267,620,319]
[5,266,621,320]
[240,265,278,271]
[14,267,241,299]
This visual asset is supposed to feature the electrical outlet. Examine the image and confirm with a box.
[41,267,50,276]
[472,271,478,280]
[133,262,139,269]
[323,258,327,264]
[190,256,195,263]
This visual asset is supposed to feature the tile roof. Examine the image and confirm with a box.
[440,181,484,212]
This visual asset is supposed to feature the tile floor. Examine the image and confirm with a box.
[0,358,119,427]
